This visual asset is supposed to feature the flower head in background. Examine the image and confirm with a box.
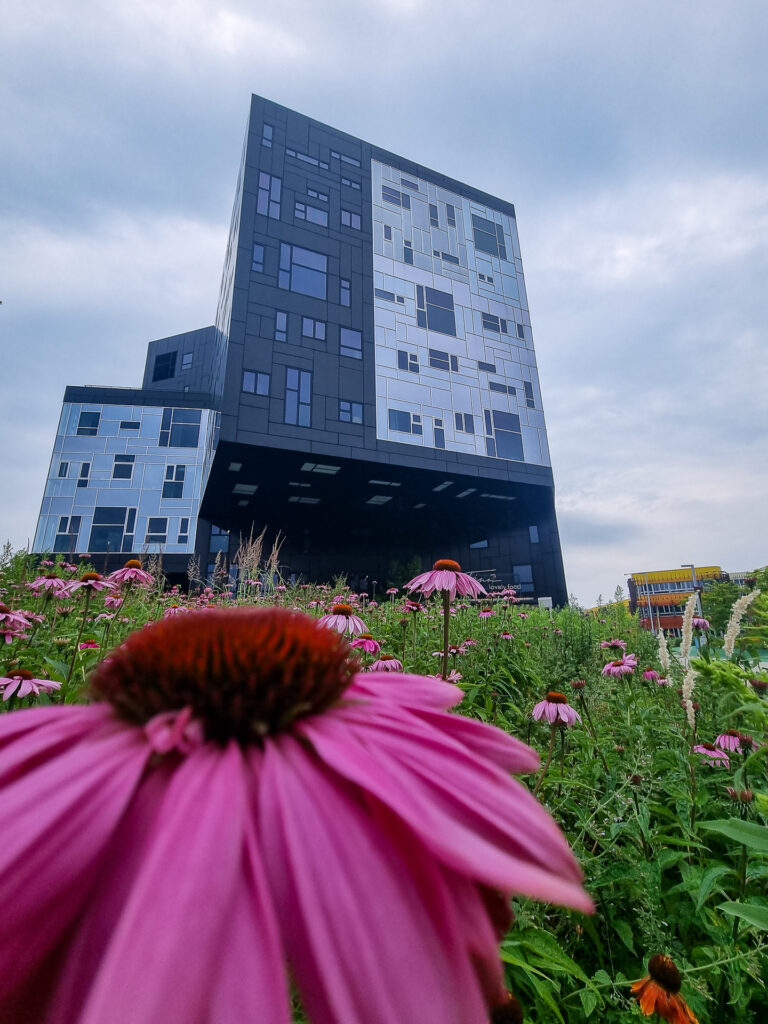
[0,604,30,630]
[600,638,626,653]
[641,668,661,683]
[0,607,590,1023]
[692,742,730,767]
[691,616,709,630]
[602,654,638,677]
[368,654,404,672]
[532,692,582,727]
[631,954,699,1022]
[716,729,757,753]
[405,559,487,601]
[1,670,61,702]
[66,572,116,595]
[27,574,70,596]
[317,602,367,636]
[349,633,380,655]
[107,560,155,587]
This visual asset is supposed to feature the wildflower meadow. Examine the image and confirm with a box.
[0,541,766,1023]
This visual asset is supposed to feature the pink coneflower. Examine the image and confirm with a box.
[405,559,487,601]
[602,654,638,677]
[163,603,188,618]
[386,587,398,595]
[478,607,495,619]
[499,633,514,640]
[600,639,626,652]
[532,692,582,727]
[27,574,70,595]
[317,602,367,636]
[429,670,463,684]
[517,612,530,620]
[656,677,670,687]
[716,729,758,752]
[0,607,590,1022]
[1,670,61,701]
[569,680,586,691]
[79,641,100,650]
[748,678,767,694]
[107,560,154,587]
[0,604,30,630]
[368,654,404,672]
[41,559,55,567]
[66,572,116,594]
[693,743,730,767]
[641,668,661,683]
[1,627,28,644]
[691,616,710,630]
[104,595,124,609]
[403,600,424,613]
[349,633,381,655]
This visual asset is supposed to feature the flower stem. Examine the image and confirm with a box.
[65,590,91,687]
[534,724,558,797]
[441,589,451,681]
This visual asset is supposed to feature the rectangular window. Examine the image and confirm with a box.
[340,278,351,306]
[53,515,81,553]
[490,409,523,461]
[381,185,410,209]
[428,349,458,372]
[152,351,177,381]
[478,272,494,284]
[285,368,311,427]
[209,524,229,552]
[440,251,460,266]
[416,285,456,336]
[529,525,540,544]
[375,288,396,302]
[262,123,273,148]
[481,313,508,335]
[397,350,419,373]
[294,201,328,227]
[341,176,361,190]
[159,408,201,448]
[340,328,362,359]
[77,463,90,488]
[517,322,525,339]
[119,420,140,431]
[307,187,328,202]
[388,409,422,435]
[279,243,327,299]
[341,209,361,230]
[302,317,326,341]
[429,203,439,228]
[403,240,414,265]
[242,370,270,396]
[112,454,135,480]
[339,400,363,424]
[477,361,497,373]
[178,517,190,544]
[146,517,168,544]
[88,506,133,553]
[57,462,69,478]
[524,381,535,408]
[252,243,264,272]
[162,464,186,499]
[469,539,488,550]
[471,214,507,260]
[383,224,392,241]
[181,352,193,372]
[76,411,100,436]
[489,381,516,395]
[434,418,445,449]
[400,177,420,191]
[446,203,456,228]
[275,311,288,342]
[257,172,281,219]
[454,412,475,434]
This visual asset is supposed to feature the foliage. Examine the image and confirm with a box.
[1,550,767,1022]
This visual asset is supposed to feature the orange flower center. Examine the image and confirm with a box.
[546,691,567,703]
[332,603,353,616]
[433,559,461,572]
[90,608,356,744]
[124,559,143,569]
[0,604,9,613]
[358,633,374,640]
[647,954,681,993]
[10,669,34,681]
[80,572,102,582]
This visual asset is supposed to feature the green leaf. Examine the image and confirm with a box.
[613,918,635,953]
[718,901,768,931]
[700,818,768,853]
[579,987,599,1017]
[696,864,733,912]
[592,969,613,987]
[517,930,590,982]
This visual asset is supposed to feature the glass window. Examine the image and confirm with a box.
[381,186,410,210]
[262,123,273,148]
[57,462,69,478]
[181,353,193,371]
[307,187,328,202]
[77,463,90,488]
[178,517,190,543]
[416,285,456,336]
[446,203,456,228]
[529,525,539,544]
[383,224,392,241]
[275,311,288,342]
[477,361,496,373]
[112,454,135,480]
[242,370,270,395]
[517,323,525,339]
[162,465,186,499]
[119,420,140,430]
[454,412,475,434]
[339,400,363,424]
[429,204,439,227]
[524,381,535,408]
[53,515,81,553]
[295,201,328,227]
[285,368,311,427]
[257,172,281,219]
[388,409,422,435]
[159,408,201,448]
[146,517,168,544]
[471,215,507,260]
[428,349,458,372]
[403,241,414,265]
[340,328,362,359]
[278,243,327,299]
[89,507,131,552]
[341,209,361,230]
[209,525,229,552]
[302,317,326,340]
[469,539,488,550]
[76,411,100,436]
[482,313,507,335]
[152,352,177,382]
[340,278,351,306]
[252,243,264,272]
[397,350,418,373]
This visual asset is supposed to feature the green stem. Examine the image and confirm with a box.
[65,591,92,686]
[441,589,450,681]
[534,725,557,797]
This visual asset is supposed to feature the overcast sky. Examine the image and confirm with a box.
[2,0,766,604]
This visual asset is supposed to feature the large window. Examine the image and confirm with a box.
[295,201,328,227]
[484,409,523,462]
[302,317,326,340]
[388,409,422,435]
[416,286,456,336]
[397,350,418,373]
[471,215,507,260]
[152,352,177,382]
[428,349,458,372]
[77,463,90,488]
[112,454,135,480]
[159,408,201,448]
[242,370,270,396]
[88,507,136,553]
[257,173,281,219]
[285,369,311,427]
[339,400,363,424]
[162,465,186,499]
[53,515,81,553]
[278,243,327,299]
[340,328,362,359]
[76,411,100,436]
[341,209,361,230]
[146,517,168,544]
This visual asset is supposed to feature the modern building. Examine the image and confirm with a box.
[33,95,568,601]
[628,566,727,634]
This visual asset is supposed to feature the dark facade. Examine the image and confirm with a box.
[34,95,567,603]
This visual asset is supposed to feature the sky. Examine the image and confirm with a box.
[1,0,766,605]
